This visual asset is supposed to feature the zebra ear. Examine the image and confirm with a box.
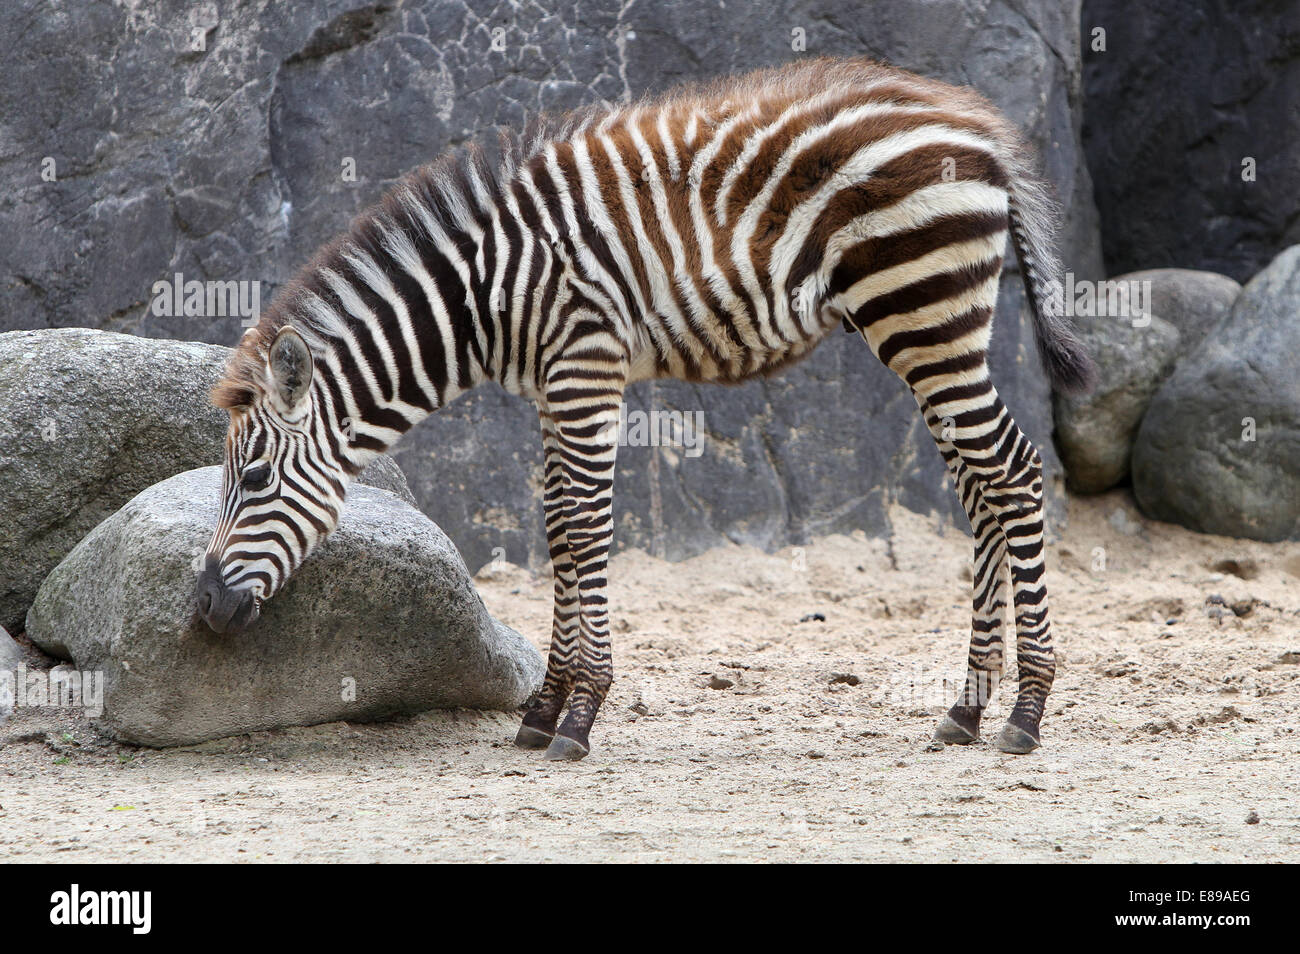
[267,326,313,413]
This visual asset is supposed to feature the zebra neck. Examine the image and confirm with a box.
[311,316,487,473]
[288,150,568,467]
[304,224,511,464]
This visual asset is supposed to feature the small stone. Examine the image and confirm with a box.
[707,675,734,690]
[1100,660,1139,678]
[1246,811,1260,825]
[1212,557,1260,581]
[1229,598,1257,618]
[1107,507,1143,536]
[1142,718,1179,735]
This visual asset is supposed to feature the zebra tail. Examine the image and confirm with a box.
[1003,156,1097,395]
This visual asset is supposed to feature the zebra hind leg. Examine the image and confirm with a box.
[834,190,1057,751]
[918,381,1055,754]
[918,398,1010,746]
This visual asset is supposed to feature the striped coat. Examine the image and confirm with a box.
[200,56,1092,760]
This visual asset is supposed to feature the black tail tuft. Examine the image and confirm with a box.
[1004,164,1097,396]
[1035,325,1097,395]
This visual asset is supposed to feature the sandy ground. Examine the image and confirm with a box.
[1,490,1297,863]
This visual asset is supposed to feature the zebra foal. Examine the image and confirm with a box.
[197,57,1093,760]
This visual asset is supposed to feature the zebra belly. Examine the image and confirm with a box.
[626,301,840,385]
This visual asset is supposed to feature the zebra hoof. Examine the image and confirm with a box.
[514,724,554,750]
[933,715,979,745]
[542,735,590,762]
[994,722,1040,755]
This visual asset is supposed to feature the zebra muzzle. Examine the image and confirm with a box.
[195,556,261,635]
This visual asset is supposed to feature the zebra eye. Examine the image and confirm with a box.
[240,462,273,492]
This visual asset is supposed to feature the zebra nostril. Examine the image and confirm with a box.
[198,590,213,616]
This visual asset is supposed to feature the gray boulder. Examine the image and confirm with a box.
[0,327,414,634]
[1120,269,1244,345]
[1132,246,1300,541]
[25,467,543,746]
[1055,269,1242,492]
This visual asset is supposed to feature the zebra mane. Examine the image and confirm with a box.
[211,106,602,411]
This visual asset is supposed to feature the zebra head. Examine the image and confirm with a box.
[197,325,348,634]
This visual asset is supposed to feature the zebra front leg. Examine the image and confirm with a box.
[539,365,624,762]
[919,399,1010,745]
[515,412,581,749]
